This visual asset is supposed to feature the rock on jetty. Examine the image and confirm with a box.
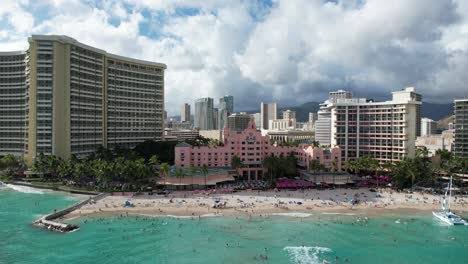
[34,218,80,233]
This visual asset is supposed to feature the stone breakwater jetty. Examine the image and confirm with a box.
[34,193,108,233]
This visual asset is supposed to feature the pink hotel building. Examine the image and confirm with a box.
[175,119,342,180]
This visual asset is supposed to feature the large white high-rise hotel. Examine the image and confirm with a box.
[0,35,166,163]
[315,87,421,162]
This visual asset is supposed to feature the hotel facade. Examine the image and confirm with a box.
[329,87,422,162]
[0,35,166,163]
[175,119,341,180]
[0,51,29,157]
[454,99,468,157]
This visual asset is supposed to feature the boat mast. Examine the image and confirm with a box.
[448,176,452,212]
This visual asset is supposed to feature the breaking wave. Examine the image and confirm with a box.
[4,184,44,194]
[321,212,356,216]
[284,246,332,264]
[270,213,312,218]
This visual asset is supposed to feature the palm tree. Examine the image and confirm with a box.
[285,152,298,176]
[149,155,160,170]
[343,160,352,173]
[381,162,394,172]
[416,146,429,159]
[159,163,170,190]
[331,160,338,172]
[435,149,451,169]
[231,155,243,176]
[367,158,380,186]
[201,164,208,190]
[1,154,20,177]
[57,158,75,180]
[189,165,195,190]
[32,153,48,175]
[309,159,322,173]
[263,155,277,186]
[134,158,150,183]
[176,168,185,188]
[46,155,62,179]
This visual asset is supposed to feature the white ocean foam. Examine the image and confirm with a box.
[321,212,356,216]
[284,246,332,264]
[33,214,46,220]
[270,213,312,218]
[200,213,222,218]
[165,215,195,219]
[135,213,221,219]
[5,184,44,194]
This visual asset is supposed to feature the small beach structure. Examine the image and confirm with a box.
[124,200,135,208]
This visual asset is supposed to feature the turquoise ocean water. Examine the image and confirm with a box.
[1,185,467,264]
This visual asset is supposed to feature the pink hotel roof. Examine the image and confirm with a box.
[175,119,342,173]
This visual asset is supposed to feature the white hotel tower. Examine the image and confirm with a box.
[329,87,422,162]
[316,87,421,163]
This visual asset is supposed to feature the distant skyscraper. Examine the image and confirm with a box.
[228,112,251,132]
[260,102,277,130]
[194,97,214,130]
[251,113,261,128]
[218,95,234,130]
[213,108,219,130]
[454,99,468,157]
[303,112,316,131]
[309,113,316,124]
[164,111,168,120]
[269,109,297,130]
[181,103,191,123]
[283,109,296,120]
[421,118,437,136]
[315,105,332,145]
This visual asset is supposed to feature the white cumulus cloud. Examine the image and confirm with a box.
[0,0,467,115]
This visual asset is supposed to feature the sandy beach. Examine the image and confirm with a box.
[63,188,468,220]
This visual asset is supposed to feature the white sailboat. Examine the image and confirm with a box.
[432,176,467,225]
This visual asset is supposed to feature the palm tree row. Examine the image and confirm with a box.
[27,153,174,191]
[33,153,156,184]
[29,151,216,191]
[344,147,468,189]
[344,156,379,176]
[262,153,297,185]
[0,154,25,177]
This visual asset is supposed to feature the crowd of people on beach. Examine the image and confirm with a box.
[64,187,468,222]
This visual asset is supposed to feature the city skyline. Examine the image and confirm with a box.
[1,0,468,115]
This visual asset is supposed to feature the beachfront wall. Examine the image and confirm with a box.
[175,119,341,180]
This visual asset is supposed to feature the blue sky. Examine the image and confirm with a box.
[1,0,468,115]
